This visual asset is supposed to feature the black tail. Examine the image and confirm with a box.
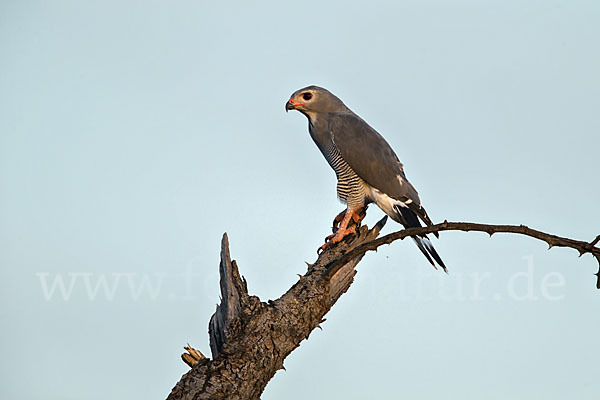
[393,204,447,272]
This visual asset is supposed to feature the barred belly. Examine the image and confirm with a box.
[325,143,368,210]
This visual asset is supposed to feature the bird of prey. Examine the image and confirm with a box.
[286,85,446,272]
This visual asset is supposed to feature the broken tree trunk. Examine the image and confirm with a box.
[167,217,388,400]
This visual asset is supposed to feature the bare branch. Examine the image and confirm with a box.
[327,221,600,288]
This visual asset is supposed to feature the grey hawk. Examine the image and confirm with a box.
[286,85,446,272]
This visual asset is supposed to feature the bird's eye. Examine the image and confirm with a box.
[302,92,313,101]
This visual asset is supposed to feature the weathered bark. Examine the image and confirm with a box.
[166,219,599,399]
[167,217,387,400]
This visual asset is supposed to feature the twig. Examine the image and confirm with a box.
[326,221,600,289]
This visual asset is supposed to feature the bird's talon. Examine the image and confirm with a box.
[317,243,329,254]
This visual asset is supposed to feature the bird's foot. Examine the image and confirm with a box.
[331,210,347,233]
[318,225,358,254]
[319,206,367,254]
[351,205,367,225]
[331,206,368,234]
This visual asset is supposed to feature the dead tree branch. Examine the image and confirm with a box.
[328,220,600,288]
[166,219,599,399]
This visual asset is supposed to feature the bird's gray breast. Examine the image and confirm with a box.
[309,121,367,208]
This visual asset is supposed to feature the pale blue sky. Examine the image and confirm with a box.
[1,1,599,399]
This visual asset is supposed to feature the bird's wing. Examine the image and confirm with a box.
[329,112,417,202]
[329,112,437,230]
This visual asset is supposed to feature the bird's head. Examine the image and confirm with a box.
[285,86,348,119]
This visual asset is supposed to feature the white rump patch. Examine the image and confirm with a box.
[367,186,408,220]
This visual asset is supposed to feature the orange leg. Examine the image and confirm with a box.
[331,205,367,234]
[351,205,367,225]
[319,206,366,253]
[331,209,347,233]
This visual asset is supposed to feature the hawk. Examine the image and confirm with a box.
[286,85,446,272]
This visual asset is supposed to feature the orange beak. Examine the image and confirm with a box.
[285,96,303,112]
